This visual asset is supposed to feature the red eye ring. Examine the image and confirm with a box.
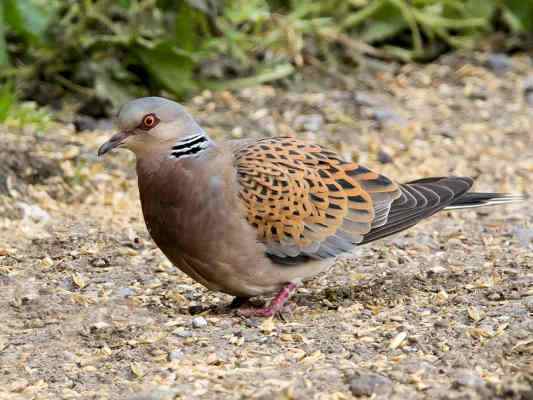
[140,113,158,130]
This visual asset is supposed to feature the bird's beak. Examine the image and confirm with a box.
[98,131,130,157]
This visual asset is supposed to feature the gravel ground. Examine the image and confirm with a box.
[1,52,532,400]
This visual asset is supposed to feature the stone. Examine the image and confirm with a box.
[486,53,512,73]
[349,372,393,397]
[192,316,208,329]
[452,369,485,389]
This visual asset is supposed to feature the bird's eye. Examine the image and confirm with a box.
[140,114,159,130]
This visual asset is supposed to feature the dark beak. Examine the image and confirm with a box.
[97,131,129,157]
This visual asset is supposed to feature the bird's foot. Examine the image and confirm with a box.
[236,283,297,318]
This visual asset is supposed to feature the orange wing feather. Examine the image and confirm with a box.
[233,137,400,260]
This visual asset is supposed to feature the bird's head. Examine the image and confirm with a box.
[98,97,204,157]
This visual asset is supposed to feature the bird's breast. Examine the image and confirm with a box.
[135,155,284,296]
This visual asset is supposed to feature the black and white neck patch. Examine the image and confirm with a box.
[169,134,211,159]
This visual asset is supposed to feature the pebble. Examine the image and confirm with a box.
[513,227,533,248]
[434,319,449,329]
[191,316,208,329]
[378,149,393,164]
[174,329,193,338]
[522,76,533,105]
[117,287,135,298]
[90,257,109,268]
[293,114,323,132]
[486,53,512,73]
[168,349,184,361]
[17,202,50,223]
[368,108,402,123]
[487,292,503,301]
[349,372,393,397]
[90,321,111,331]
[452,369,485,389]
[353,92,380,107]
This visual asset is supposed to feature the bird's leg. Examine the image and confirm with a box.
[237,283,297,317]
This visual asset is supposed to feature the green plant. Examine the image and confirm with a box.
[0,80,16,121]
[0,0,532,118]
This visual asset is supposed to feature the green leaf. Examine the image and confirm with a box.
[502,0,533,32]
[0,81,16,122]
[359,2,408,43]
[0,1,8,65]
[135,42,197,97]
[174,2,207,52]
[463,0,497,20]
[4,0,56,42]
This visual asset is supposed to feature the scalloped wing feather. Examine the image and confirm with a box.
[233,137,401,260]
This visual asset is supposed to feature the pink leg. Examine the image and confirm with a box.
[237,283,298,317]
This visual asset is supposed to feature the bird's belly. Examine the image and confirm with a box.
[143,209,284,296]
[158,243,283,297]
[141,191,336,297]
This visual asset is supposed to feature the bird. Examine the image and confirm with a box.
[98,96,524,317]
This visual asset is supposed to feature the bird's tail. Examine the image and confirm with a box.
[444,192,526,210]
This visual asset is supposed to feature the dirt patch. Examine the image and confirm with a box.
[1,51,532,399]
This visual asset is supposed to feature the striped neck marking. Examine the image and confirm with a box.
[170,134,210,159]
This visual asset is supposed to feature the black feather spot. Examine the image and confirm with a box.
[310,193,324,202]
[348,195,366,203]
[347,165,371,176]
[326,183,339,192]
[337,179,355,189]
[372,175,393,186]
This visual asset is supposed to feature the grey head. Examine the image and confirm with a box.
[98,97,206,157]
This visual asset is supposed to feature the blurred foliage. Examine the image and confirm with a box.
[0,0,532,117]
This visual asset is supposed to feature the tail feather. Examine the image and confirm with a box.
[445,192,526,210]
[359,177,525,245]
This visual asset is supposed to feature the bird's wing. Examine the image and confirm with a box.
[359,176,474,244]
[232,137,401,262]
